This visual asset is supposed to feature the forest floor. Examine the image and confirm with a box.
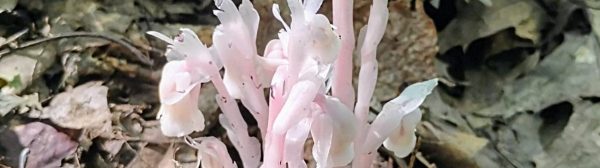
[1,0,600,168]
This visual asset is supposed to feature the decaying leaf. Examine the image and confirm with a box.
[0,0,17,13]
[0,41,57,94]
[422,27,600,167]
[127,145,167,168]
[0,93,40,116]
[571,0,600,9]
[157,144,177,168]
[98,139,126,159]
[533,101,600,167]
[0,55,37,94]
[474,33,600,118]
[43,81,111,129]
[0,94,27,116]
[438,0,546,53]
[139,123,172,144]
[0,122,77,168]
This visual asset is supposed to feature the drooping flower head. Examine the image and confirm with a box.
[149,29,218,137]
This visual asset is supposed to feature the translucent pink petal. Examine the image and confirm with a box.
[383,109,422,157]
[158,83,204,137]
[362,79,438,153]
[303,0,324,15]
[306,14,340,65]
[196,137,238,168]
[311,112,333,168]
[239,0,259,41]
[323,96,357,166]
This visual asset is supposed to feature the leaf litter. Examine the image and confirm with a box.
[1,0,600,167]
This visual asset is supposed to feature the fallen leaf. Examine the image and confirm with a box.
[438,0,546,53]
[0,93,40,116]
[418,120,488,168]
[0,122,78,168]
[139,124,172,144]
[43,81,111,129]
[99,139,126,159]
[421,30,600,168]
[0,0,17,13]
[474,33,600,117]
[571,0,600,9]
[157,144,177,168]
[0,94,26,116]
[533,101,600,167]
[127,145,166,168]
[0,55,37,94]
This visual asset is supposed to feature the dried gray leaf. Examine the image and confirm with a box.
[0,55,37,94]
[475,34,600,117]
[0,0,17,13]
[0,94,26,116]
[438,0,546,53]
[43,81,111,129]
[533,101,600,167]
[0,93,40,116]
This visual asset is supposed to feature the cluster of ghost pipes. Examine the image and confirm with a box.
[147,0,438,167]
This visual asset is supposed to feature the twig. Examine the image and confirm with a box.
[0,28,29,48]
[408,136,421,168]
[18,148,29,168]
[74,151,81,168]
[416,152,436,168]
[0,32,153,65]
[125,142,149,168]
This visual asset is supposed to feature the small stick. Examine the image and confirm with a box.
[416,152,436,168]
[0,28,29,48]
[18,148,29,168]
[0,32,152,65]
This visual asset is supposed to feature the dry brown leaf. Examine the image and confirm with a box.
[43,81,111,129]
[157,144,177,168]
[140,123,172,144]
[99,139,126,159]
[127,145,166,168]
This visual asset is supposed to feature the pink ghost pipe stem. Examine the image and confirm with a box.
[193,60,261,168]
[332,0,356,110]
[353,0,389,167]
[262,66,288,168]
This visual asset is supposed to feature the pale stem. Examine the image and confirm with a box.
[203,62,261,168]
[332,0,356,110]
[353,0,389,167]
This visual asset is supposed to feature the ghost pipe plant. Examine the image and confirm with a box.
[148,0,438,167]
